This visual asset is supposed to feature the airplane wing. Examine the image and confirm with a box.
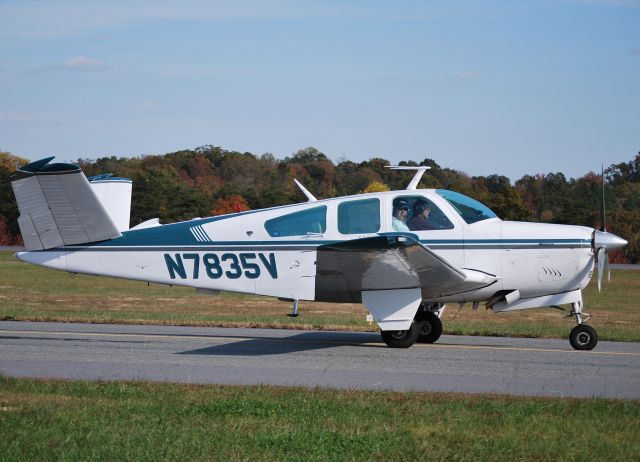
[315,233,497,303]
[11,157,121,250]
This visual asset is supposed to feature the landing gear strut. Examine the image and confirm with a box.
[569,301,598,350]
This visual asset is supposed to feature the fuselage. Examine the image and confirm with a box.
[17,189,596,305]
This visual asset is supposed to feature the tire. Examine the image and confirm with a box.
[415,311,443,344]
[381,321,419,348]
[569,324,598,351]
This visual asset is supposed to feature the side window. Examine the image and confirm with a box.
[338,198,380,234]
[393,196,454,231]
[265,206,327,237]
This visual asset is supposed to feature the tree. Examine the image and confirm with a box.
[471,175,532,221]
[516,174,544,217]
[335,160,376,196]
[362,181,390,193]
[211,195,250,215]
[130,166,211,225]
[606,152,640,185]
[0,151,29,171]
[284,147,336,199]
[540,172,572,223]
[0,216,15,245]
[0,163,22,239]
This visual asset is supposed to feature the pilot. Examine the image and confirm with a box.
[408,199,436,231]
[392,198,410,232]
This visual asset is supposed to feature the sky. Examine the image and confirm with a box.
[1,0,638,182]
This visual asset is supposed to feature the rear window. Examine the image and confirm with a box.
[265,206,327,237]
[338,198,380,234]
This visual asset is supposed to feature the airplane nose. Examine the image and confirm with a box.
[594,230,628,251]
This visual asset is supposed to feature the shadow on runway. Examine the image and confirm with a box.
[177,331,383,356]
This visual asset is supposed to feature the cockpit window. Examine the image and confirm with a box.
[265,206,327,237]
[436,190,497,224]
[392,196,454,231]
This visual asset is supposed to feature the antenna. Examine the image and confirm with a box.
[294,179,317,202]
[600,164,606,232]
[385,166,431,190]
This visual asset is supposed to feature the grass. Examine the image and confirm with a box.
[1,251,639,341]
[1,377,639,461]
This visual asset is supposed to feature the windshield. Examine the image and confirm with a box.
[436,189,498,224]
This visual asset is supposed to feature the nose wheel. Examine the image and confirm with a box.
[569,301,598,350]
[569,324,598,350]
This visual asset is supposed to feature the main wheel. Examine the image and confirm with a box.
[415,311,443,344]
[381,321,419,348]
[569,324,598,351]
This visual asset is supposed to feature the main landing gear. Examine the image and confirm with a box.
[569,301,598,350]
[381,304,444,348]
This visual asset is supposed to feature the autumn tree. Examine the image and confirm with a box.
[0,150,29,171]
[211,195,251,215]
[0,151,29,242]
[130,166,211,225]
[471,175,531,221]
[362,181,390,193]
[334,160,377,196]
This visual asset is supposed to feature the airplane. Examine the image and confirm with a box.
[9,157,628,350]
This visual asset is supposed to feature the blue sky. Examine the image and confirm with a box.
[1,0,638,181]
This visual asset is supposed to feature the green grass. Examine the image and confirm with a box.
[1,377,639,461]
[1,251,639,341]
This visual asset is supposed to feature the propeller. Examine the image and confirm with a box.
[593,165,627,291]
[596,245,607,292]
[594,231,626,291]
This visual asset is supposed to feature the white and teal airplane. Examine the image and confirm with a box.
[10,158,627,350]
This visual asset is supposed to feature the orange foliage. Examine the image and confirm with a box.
[0,151,29,171]
[211,195,250,215]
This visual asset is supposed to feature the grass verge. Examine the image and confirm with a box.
[1,377,639,461]
[1,251,639,341]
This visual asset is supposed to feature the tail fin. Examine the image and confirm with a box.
[11,157,122,250]
[88,174,132,232]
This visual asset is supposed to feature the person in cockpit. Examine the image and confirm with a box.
[392,198,410,231]
[408,199,436,231]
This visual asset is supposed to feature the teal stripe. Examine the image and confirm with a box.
[73,239,590,250]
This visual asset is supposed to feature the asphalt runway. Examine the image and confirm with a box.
[1,321,639,399]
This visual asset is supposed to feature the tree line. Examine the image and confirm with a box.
[1,147,638,262]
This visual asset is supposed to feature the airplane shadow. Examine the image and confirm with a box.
[177,331,383,356]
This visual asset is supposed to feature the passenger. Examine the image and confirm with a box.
[408,199,436,231]
[392,198,410,232]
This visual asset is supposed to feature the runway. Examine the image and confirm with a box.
[1,321,639,399]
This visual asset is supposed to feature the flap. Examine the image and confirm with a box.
[315,233,497,303]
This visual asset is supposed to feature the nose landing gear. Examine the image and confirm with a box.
[569,301,598,350]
